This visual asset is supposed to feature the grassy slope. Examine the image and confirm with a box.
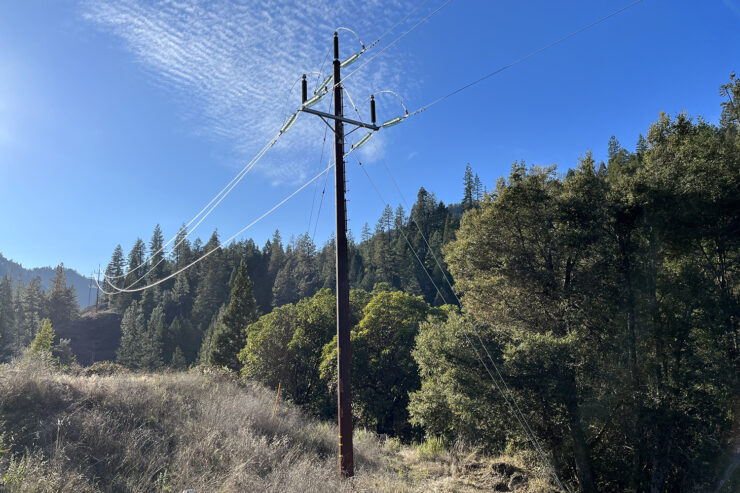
[0,361,554,492]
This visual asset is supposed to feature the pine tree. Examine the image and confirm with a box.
[191,231,230,334]
[147,303,166,364]
[15,277,45,352]
[105,245,127,312]
[394,205,406,231]
[0,276,15,361]
[380,205,394,236]
[170,346,186,370]
[104,245,125,287]
[462,163,475,210]
[148,224,166,282]
[47,264,78,327]
[361,223,372,243]
[473,173,483,203]
[116,301,151,369]
[29,318,55,355]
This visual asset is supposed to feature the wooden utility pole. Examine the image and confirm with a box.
[331,31,354,478]
[299,32,378,479]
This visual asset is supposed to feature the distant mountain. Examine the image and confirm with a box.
[0,253,95,308]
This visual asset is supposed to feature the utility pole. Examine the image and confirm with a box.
[331,31,354,479]
[299,32,378,479]
[95,265,100,312]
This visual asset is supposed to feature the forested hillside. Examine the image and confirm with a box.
[0,254,92,308]
[1,76,738,492]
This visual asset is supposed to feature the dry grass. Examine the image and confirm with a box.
[0,359,555,492]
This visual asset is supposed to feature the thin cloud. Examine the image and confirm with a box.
[81,0,420,183]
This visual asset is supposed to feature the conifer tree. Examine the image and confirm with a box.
[218,260,259,356]
[47,264,78,327]
[171,224,193,268]
[105,245,126,311]
[0,276,14,361]
[29,318,55,355]
[147,303,166,364]
[105,245,125,286]
[462,163,475,210]
[170,346,186,370]
[116,301,161,370]
[473,173,483,203]
[14,277,45,352]
[148,224,166,282]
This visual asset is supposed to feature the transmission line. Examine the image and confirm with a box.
[366,0,431,50]
[105,127,285,289]
[104,0,450,285]
[352,153,567,492]
[342,85,566,490]
[311,0,453,109]
[98,160,334,295]
[307,125,329,235]
[410,0,645,116]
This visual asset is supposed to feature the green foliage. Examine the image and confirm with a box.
[240,289,368,418]
[416,436,446,460]
[0,276,14,362]
[409,310,507,447]
[116,301,162,371]
[439,83,740,491]
[19,74,730,493]
[82,361,128,377]
[29,319,54,355]
[169,346,186,370]
[46,264,78,327]
[320,289,441,437]
[53,338,77,367]
[205,261,259,371]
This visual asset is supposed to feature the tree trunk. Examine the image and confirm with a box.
[564,376,595,493]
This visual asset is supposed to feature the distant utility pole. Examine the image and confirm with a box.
[95,265,100,312]
[299,32,378,479]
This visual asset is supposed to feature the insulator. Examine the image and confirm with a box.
[303,91,326,108]
[280,112,298,133]
[352,132,373,150]
[381,116,405,128]
[315,75,332,94]
[340,52,362,68]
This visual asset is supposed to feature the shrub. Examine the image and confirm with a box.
[81,361,128,377]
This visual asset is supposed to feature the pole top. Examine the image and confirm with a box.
[334,32,339,60]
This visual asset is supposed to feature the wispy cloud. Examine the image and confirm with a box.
[81,0,419,183]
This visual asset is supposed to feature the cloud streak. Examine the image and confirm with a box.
[81,0,419,183]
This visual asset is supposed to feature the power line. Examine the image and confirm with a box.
[352,153,567,492]
[307,125,329,235]
[105,128,284,289]
[342,85,566,490]
[311,168,330,243]
[103,0,450,285]
[98,160,334,295]
[410,0,645,116]
[366,0,432,50]
[105,128,284,283]
[314,0,453,106]
[101,136,366,296]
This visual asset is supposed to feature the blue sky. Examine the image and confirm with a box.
[1,0,738,276]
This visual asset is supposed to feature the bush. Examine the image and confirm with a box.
[81,361,128,377]
[416,437,446,460]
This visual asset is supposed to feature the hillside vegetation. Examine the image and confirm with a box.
[0,360,554,492]
[1,75,739,491]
